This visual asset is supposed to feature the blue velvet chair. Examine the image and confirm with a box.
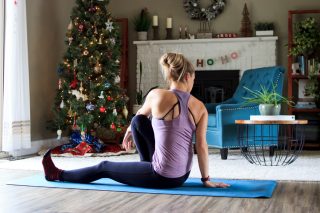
[205,66,285,159]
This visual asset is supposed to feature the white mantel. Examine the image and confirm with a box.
[134,37,278,95]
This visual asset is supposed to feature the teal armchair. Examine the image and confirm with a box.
[205,66,285,159]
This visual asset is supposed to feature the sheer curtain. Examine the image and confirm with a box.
[0,0,4,151]
[2,0,31,156]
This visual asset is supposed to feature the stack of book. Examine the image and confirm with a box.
[250,115,295,121]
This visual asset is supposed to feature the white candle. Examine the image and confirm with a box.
[153,15,158,26]
[166,17,172,28]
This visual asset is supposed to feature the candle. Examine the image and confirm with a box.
[166,17,172,28]
[153,15,158,26]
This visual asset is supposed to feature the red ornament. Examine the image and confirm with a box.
[70,71,78,89]
[70,79,78,89]
[99,106,106,112]
[110,122,116,130]
[78,24,84,32]
[107,96,112,101]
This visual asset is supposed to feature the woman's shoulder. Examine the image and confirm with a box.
[189,95,207,113]
[148,88,173,97]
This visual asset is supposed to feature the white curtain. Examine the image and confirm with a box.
[0,0,4,151]
[2,0,31,155]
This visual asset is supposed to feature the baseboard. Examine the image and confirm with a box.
[4,137,68,157]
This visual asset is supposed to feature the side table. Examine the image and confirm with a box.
[235,119,308,166]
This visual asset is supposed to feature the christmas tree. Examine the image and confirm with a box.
[49,0,129,149]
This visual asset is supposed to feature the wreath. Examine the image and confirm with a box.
[183,0,226,21]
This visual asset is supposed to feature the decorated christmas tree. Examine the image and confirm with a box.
[48,0,129,153]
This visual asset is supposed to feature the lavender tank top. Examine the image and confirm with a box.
[151,89,196,178]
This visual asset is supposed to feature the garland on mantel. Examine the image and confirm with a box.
[183,0,226,21]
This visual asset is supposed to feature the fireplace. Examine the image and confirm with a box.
[134,37,277,98]
[191,70,239,104]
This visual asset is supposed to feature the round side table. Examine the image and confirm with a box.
[235,119,308,166]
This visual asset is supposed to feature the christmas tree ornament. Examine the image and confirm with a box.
[78,24,84,32]
[68,37,73,45]
[83,49,89,56]
[70,71,78,89]
[116,127,122,132]
[94,62,102,74]
[98,91,104,99]
[112,108,117,116]
[114,75,120,84]
[122,106,128,119]
[109,38,116,45]
[58,79,62,89]
[67,21,73,30]
[60,100,65,109]
[99,106,106,112]
[98,36,103,44]
[73,59,78,67]
[68,105,73,117]
[107,96,112,101]
[105,20,114,32]
[86,102,95,111]
[104,81,111,89]
[57,129,62,140]
[110,122,116,130]
[71,90,88,101]
[115,59,120,64]
[79,82,84,93]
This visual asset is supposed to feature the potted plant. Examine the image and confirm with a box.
[243,84,294,115]
[134,8,152,41]
[255,22,274,36]
[289,17,320,57]
[304,62,320,108]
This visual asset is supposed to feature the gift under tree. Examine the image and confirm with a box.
[48,0,129,155]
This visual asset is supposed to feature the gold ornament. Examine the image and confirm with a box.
[83,49,89,56]
[79,82,84,93]
[67,21,73,30]
[68,106,73,117]
[122,106,128,119]
[94,62,102,74]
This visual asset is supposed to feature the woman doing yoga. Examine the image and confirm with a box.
[42,53,229,189]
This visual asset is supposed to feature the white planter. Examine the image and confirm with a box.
[137,31,148,41]
[255,30,274,36]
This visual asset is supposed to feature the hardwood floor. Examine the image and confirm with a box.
[0,169,319,213]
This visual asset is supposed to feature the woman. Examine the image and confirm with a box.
[42,53,229,189]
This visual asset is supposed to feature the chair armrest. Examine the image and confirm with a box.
[205,99,235,113]
[215,104,259,128]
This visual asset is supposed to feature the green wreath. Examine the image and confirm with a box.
[183,0,226,21]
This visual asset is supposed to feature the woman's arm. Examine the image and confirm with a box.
[122,90,154,150]
[195,104,230,188]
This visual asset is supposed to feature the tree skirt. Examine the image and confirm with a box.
[40,142,136,157]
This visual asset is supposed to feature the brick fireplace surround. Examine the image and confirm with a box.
[134,37,278,97]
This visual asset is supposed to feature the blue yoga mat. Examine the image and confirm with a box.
[7,174,277,198]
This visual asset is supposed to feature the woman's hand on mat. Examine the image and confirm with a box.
[203,181,230,188]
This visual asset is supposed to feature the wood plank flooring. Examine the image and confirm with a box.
[0,169,319,213]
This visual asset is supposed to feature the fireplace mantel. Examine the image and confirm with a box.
[134,37,278,95]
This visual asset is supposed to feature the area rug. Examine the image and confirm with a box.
[1,150,320,181]
[7,174,277,198]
